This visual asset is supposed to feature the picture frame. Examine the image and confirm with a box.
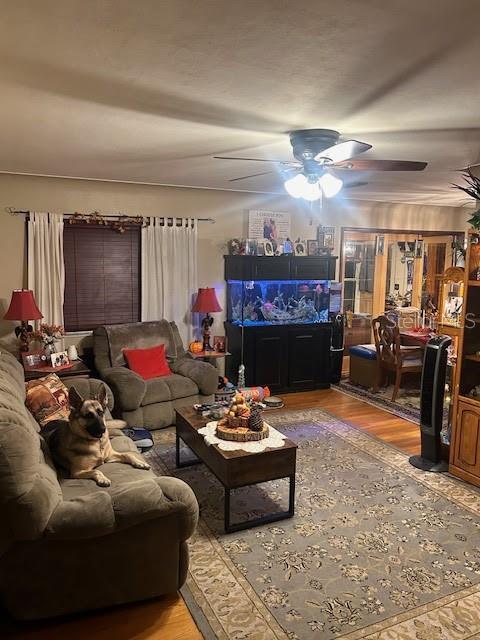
[51,351,70,368]
[256,242,265,256]
[317,225,335,249]
[294,241,306,256]
[318,247,332,256]
[375,235,385,256]
[323,232,334,249]
[213,336,226,353]
[244,238,257,255]
[307,240,319,256]
[264,240,275,256]
[22,350,48,371]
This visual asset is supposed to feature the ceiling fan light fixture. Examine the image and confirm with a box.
[319,172,343,198]
[284,173,307,198]
[301,179,322,201]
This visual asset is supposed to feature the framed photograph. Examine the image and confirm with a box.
[317,225,335,248]
[294,241,306,256]
[213,336,226,353]
[22,350,48,371]
[51,351,70,368]
[307,240,319,256]
[375,235,385,256]
[244,238,257,255]
[256,242,265,256]
[318,247,332,256]
[264,240,275,256]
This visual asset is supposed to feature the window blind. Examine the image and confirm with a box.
[63,225,140,331]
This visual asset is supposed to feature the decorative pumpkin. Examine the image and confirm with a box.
[189,341,203,354]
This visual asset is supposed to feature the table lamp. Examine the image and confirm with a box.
[4,289,43,352]
[192,287,222,351]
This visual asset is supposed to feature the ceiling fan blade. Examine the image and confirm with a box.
[228,170,274,182]
[334,159,428,171]
[314,140,372,163]
[214,155,301,167]
[343,181,368,189]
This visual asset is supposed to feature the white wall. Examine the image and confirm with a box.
[0,173,470,350]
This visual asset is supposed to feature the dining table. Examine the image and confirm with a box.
[399,328,434,348]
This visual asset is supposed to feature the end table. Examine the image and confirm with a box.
[24,360,91,382]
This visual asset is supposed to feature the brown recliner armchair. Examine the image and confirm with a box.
[0,350,198,620]
[93,320,217,430]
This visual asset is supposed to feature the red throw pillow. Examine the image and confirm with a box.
[123,343,172,380]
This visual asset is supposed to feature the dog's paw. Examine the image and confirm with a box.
[95,472,111,487]
[132,459,150,470]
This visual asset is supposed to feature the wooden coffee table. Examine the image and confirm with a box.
[175,407,297,533]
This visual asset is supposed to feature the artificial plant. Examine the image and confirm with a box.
[453,170,480,229]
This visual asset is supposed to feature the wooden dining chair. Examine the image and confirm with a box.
[371,315,424,401]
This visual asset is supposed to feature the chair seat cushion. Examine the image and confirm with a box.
[349,344,377,361]
[143,377,172,405]
[163,374,199,400]
[141,374,200,405]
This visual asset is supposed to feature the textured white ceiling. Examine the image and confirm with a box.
[0,0,479,206]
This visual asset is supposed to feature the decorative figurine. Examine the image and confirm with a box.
[238,363,246,388]
[283,238,293,254]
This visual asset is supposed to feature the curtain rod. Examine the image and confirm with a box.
[6,207,215,223]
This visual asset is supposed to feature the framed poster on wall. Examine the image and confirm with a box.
[248,210,291,241]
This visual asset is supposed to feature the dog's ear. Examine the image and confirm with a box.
[96,384,108,409]
[69,387,84,413]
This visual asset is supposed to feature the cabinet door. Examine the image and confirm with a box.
[288,328,317,389]
[254,328,287,391]
[291,257,331,280]
[452,400,480,477]
[252,257,291,280]
[288,325,332,389]
[224,256,254,280]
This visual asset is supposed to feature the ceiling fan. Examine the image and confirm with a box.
[214,129,427,201]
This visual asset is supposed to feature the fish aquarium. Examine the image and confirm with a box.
[227,279,341,325]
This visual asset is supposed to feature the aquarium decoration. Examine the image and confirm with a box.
[227,279,339,326]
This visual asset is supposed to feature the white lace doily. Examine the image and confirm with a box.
[199,421,287,453]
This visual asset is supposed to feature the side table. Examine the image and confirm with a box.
[190,351,231,367]
[24,360,91,382]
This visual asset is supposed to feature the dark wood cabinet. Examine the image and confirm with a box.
[225,322,332,393]
[224,255,337,281]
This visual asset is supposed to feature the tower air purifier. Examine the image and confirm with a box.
[330,313,345,383]
[409,334,451,473]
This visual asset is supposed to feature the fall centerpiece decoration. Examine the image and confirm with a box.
[216,392,269,441]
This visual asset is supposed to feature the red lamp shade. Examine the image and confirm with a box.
[191,287,222,313]
[4,289,43,321]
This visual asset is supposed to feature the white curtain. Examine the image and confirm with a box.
[27,212,65,326]
[141,217,198,344]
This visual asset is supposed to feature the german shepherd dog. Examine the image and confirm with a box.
[46,385,150,487]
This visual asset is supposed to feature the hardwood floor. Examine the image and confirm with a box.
[2,388,420,640]
[282,387,421,455]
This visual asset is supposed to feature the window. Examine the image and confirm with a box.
[63,225,140,331]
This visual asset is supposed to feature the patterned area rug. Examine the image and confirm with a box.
[146,409,480,640]
[334,380,423,424]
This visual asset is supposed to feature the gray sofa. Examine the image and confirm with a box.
[0,350,198,621]
[93,320,217,430]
